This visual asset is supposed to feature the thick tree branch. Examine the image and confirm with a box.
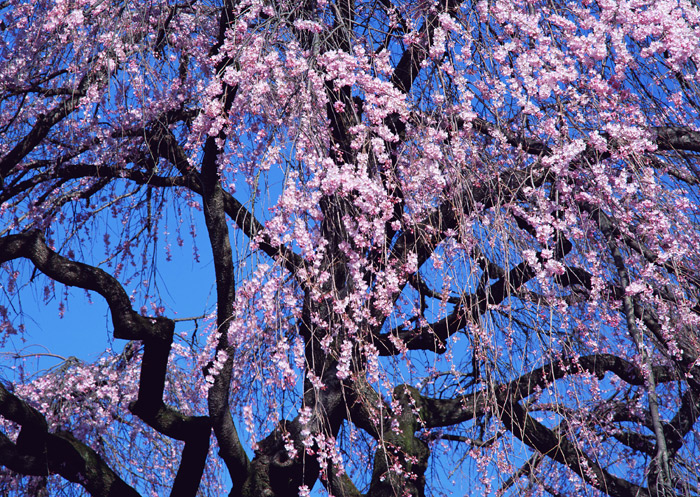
[0,231,164,341]
[0,383,141,496]
[323,463,362,497]
[0,72,98,182]
[663,387,700,458]
[200,3,251,491]
[0,431,46,475]
[144,121,303,275]
[375,239,571,355]
[0,231,211,496]
[416,354,674,429]
[46,431,141,497]
[497,395,651,497]
[655,126,700,153]
[389,0,461,95]
[348,382,430,497]
[130,332,212,497]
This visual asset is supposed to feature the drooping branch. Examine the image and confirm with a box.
[498,451,546,495]
[0,231,162,341]
[580,202,700,291]
[0,384,141,497]
[0,231,212,496]
[387,158,548,282]
[346,353,669,497]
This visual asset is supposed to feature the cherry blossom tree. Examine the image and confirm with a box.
[2,0,700,495]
